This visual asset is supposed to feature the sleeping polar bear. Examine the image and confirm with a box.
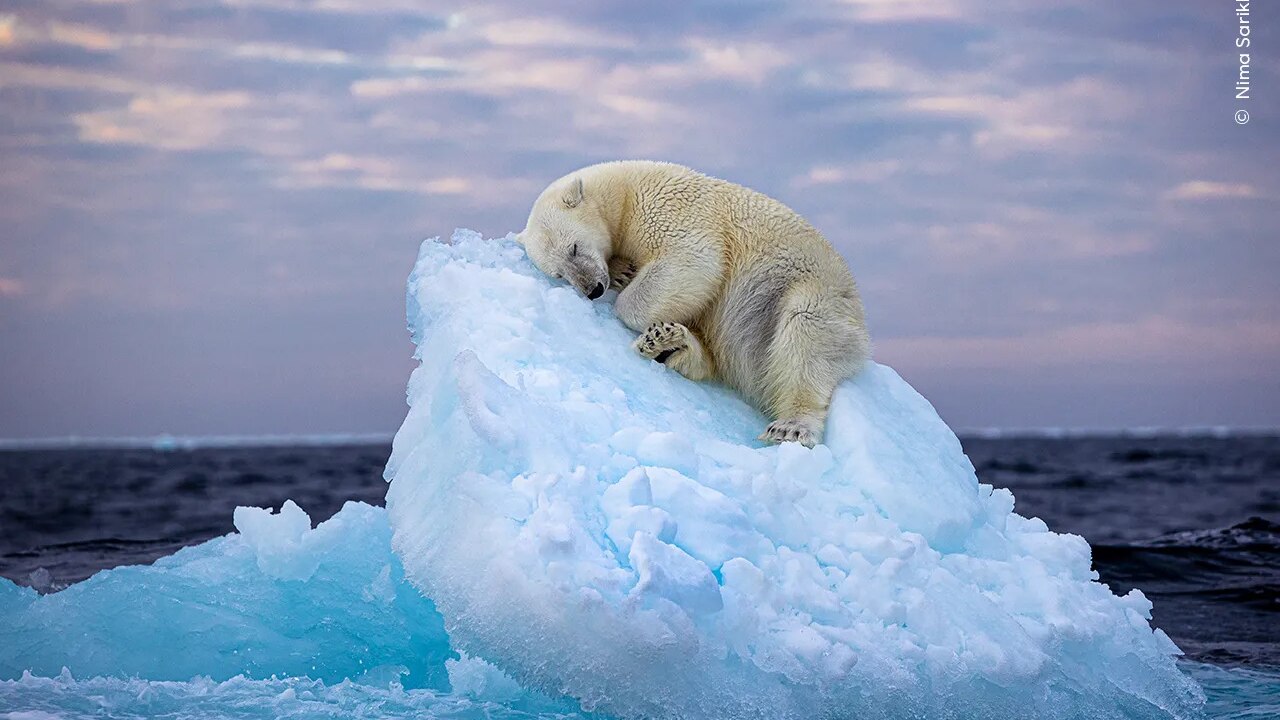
[517,160,870,448]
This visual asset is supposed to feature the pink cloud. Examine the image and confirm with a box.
[0,277,24,297]
[1166,181,1260,201]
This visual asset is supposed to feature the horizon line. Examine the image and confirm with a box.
[0,432,396,452]
[1,426,1278,451]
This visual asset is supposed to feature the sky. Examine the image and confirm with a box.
[0,0,1276,438]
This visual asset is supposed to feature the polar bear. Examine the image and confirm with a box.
[517,160,870,447]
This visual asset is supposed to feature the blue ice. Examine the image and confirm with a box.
[0,501,583,718]
[0,230,1224,719]
[0,502,451,689]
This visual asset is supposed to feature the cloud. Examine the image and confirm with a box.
[901,76,1135,151]
[921,208,1156,263]
[1166,181,1260,201]
[793,160,902,187]
[685,38,791,84]
[74,91,254,151]
[836,0,963,22]
[46,21,118,51]
[467,15,636,50]
[0,278,24,297]
[5,13,454,72]
[280,153,476,197]
[349,75,435,98]
[0,61,149,94]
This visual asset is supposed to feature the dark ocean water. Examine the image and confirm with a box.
[1,435,1277,682]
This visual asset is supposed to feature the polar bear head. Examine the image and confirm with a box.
[518,174,611,300]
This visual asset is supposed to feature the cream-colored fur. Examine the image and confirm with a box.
[517,160,870,447]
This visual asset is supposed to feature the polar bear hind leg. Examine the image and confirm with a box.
[759,283,868,447]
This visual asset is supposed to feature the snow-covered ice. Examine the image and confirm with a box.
[384,229,1205,719]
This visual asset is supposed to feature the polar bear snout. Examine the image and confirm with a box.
[571,275,605,300]
[566,258,608,301]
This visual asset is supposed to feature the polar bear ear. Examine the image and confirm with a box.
[562,177,584,209]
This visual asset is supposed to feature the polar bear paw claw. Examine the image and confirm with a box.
[759,418,817,448]
[609,257,639,292]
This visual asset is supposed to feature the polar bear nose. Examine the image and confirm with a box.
[587,283,605,300]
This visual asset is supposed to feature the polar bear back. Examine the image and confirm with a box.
[588,161,868,389]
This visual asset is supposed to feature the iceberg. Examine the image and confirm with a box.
[384,229,1206,719]
[0,501,454,690]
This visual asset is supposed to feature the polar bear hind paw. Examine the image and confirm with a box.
[634,322,689,364]
[759,418,818,448]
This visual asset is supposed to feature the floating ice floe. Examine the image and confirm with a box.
[0,502,453,690]
[0,499,582,718]
[384,229,1205,720]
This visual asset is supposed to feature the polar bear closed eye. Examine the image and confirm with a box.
[517,160,870,448]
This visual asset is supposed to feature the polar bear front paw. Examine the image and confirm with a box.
[759,418,818,448]
[634,322,690,364]
[609,256,639,292]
